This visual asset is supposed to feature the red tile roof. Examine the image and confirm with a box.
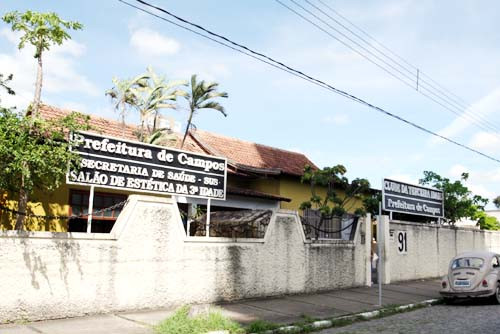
[189,130,317,176]
[39,104,138,141]
[39,104,317,177]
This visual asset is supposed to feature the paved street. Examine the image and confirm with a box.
[0,279,439,334]
[319,299,500,334]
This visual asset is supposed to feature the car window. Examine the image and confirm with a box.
[451,257,484,269]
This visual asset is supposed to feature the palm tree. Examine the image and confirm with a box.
[137,67,186,141]
[106,67,187,142]
[147,126,178,146]
[181,75,228,148]
[105,74,148,136]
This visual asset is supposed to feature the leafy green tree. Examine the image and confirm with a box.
[419,171,488,225]
[181,75,228,147]
[475,211,500,230]
[300,164,371,239]
[2,11,82,116]
[0,109,89,230]
[493,196,500,209]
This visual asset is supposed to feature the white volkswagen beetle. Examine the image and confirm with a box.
[440,251,500,303]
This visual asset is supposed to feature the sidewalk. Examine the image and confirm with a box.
[0,279,440,334]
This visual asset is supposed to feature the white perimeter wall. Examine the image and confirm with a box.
[0,195,371,323]
[385,219,500,282]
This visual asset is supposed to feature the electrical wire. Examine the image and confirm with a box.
[279,0,500,137]
[299,0,500,135]
[315,0,473,108]
[117,0,500,165]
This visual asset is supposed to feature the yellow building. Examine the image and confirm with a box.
[0,104,362,232]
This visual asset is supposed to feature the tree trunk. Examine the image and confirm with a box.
[32,52,43,117]
[14,177,28,231]
[152,111,158,134]
[181,111,194,148]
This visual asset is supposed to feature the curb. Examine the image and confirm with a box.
[248,299,439,334]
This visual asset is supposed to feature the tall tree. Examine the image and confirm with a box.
[105,67,186,141]
[419,171,488,225]
[2,11,82,116]
[181,75,228,147]
[135,67,186,141]
[105,74,148,136]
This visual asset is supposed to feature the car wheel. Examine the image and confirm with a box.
[495,285,500,304]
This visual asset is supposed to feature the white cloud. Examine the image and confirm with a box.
[0,28,20,44]
[172,62,231,82]
[469,131,500,154]
[386,173,419,185]
[323,113,350,125]
[0,28,99,109]
[430,87,500,145]
[448,164,498,201]
[130,28,180,57]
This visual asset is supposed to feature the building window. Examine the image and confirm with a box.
[68,190,127,233]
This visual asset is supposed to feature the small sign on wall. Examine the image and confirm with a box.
[397,231,408,254]
[389,229,395,242]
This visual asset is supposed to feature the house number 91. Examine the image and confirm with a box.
[397,231,408,254]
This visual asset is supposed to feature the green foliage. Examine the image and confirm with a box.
[475,211,500,230]
[105,73,149,128]
[419,171,488,224]
[300,164,371,218]
[106,66,187,142]
[154,306,244,334]
[182,74,228,147]
[0,109,89,208]
[138,67,186,127]
[363,192,381,218]
[0,73,15,99]
[2,10,82,59]
[494,196,500,209]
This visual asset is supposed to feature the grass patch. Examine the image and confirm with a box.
[154,305,244,334]
[246,320,280,333]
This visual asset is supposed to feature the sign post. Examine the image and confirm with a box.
[206,198,211,238]
[86,185,95,233]
[377,201,382,306]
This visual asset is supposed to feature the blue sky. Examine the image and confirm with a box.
[1,0,500,207]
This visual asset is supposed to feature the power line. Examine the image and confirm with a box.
[302,0,500,135]
[315,0,472,107]
[117,0,500,165]
[279,0,500,136]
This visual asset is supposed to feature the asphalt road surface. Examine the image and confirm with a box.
[318,299,500,334]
